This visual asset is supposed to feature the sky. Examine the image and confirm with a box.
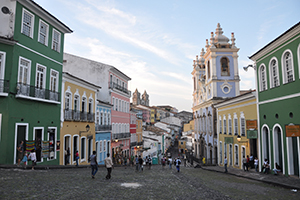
[34,0,300,112]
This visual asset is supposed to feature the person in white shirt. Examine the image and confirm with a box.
[28,149,37,170]
[168,157,172,169]
[254,157,259,172]
[104,153,114,179]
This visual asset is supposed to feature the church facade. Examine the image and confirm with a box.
[132,89,149,106]
[191,23,240,165]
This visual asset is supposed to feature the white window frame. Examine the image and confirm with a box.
[219,116,222,134]
[268,57,280,88]
[52,29,61,52]
[234,144,239,166]
[0,51,6,81]
[281,49,295,84]
[228,114,232,135]
[82,94,87,113]
[112,97,115,110]
[74,94,80,111]
[35,64,46,89]
[259,64,267,91]
[88,97,93,114]
[240,112,245,136]
[65,92,72,110]
[96,110,100,124]
[47,127,57,161]
[50,69,59,92]
[100,111,103,125]
[115,98,118,111]
[21,8,34,38]
[18,57,31,85]
[234,113,238,135]
[223,115,227,134]
[80,137,87,162]
[38,19,49,46]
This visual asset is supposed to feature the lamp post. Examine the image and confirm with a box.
[79,124,90,136]
[236,135,248,147]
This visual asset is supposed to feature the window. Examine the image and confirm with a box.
[100,112,103,125]
[21,9,34,38]
[235,145,238,166]
[115,98,118,111]
[219,142,222,164]
[96,111,99,124]
[104,113,107,125]
[282,50,294,84]
[228,115,232,135]
[221,57,230,76]
[223,116,227,134]
[108,113,110,125]
[207,60,211,79]
[88,139,92,159]
[50,69,58,92]
[219,117,222,134]
[269,58,279,88]
[52,29,61,52]
[82,98,86,112]
[234,113,238,135]
[224,143,227,158]
[259,64,267,91]
[18,57,31,85]
[103,140,106,152]
[240,113,245,136]
[0,51,6,81]
[35,64,46,89]
[112,97,115,110]
[38,20,49,45]
[65,93,71,110]
[119,99,121,111]
[81,137,86,160]
[74,95,79,111]
[88,99,93,114]
[229,144,232,165]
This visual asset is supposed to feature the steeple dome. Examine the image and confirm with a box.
[214,23,230,47]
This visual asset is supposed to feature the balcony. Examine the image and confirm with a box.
[112,132,131,140]
[108,82,131,96]
[16,83,60,102]
[0,79,9,95]
[64,109,94,122]
[95,124,112,132]
[137,141,144,146]
[130,141,137,147]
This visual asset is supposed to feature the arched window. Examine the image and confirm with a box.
[221,57,230,76]
[281,50,294,84]
[259,64,267,91]
[207,60,211,79]
[269,58,279,88]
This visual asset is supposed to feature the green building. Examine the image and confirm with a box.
[249,21,300,177]
[0,0,72,165]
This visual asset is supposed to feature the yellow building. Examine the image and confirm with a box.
[60,72,100,165]
[215,90,257,170]
[136,118,143,154]
[183,120,194,132]
[150,108,155,124]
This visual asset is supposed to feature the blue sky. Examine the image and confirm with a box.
[35,0,300,112]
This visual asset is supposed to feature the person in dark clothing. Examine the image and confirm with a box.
[138,155,143,171]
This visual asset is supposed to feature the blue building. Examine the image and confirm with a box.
[191,23,240,165]
[95,100,112,165]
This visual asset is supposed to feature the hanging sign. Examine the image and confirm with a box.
[225,137,233,144]
[247,130,258,139]
[246,120,257,130]
[285,124,300,137]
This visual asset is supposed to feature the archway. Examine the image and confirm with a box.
[273,126,283,171]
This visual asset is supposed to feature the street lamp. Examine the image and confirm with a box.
[237,135,241,142]
[243,64,254,72]
[79,124,90,136]
[236,135,248,146]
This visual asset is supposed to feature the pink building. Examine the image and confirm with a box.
[137,105,151,125]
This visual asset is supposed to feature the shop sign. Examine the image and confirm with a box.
[247,130,258,139]
[246,120,257,130]
[225,137,233,144]
[286,124,300,137]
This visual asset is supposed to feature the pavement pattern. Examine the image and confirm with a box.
[1,165,300,200]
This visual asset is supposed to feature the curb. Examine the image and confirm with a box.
[200,167,300,190]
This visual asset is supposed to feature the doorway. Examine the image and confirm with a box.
[35,129,42,162]
[15,124,27,164]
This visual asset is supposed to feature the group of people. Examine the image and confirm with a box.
[134,155,152,171]
[161,156,182,172]
[89,151,114,179]
[17,141,37,170]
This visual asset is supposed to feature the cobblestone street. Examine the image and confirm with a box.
[1,165,299,200]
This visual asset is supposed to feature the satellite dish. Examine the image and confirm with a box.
[1,6,10,14]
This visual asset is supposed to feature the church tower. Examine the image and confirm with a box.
[142,90,149,106]
[132,88,140,105]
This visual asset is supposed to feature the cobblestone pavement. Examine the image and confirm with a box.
[0,165,299,200]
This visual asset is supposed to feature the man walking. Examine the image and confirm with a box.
[89,151,98,179]
[224,156,228,173]
[104,153,113,179]
[17,141,24,166]
[175,157,181,172]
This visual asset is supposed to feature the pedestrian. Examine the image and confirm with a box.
[184,154,187,167]
[66,147,70,165]
[17,141,24,166]
[21,152,28,168]
[242,156,247,171]
[263,159,270,174]
[28,149,37,170]
[135,155,139,171]
[124,156,127,169]
[161,156,166,168]
[273,162,281,175]
[148,156,152,169]
[224,156,228,173]
[145,156,149,167]
[89,151,98,179]
[75,151,79,166]
[131,154,134,167]
[254,157,259,172]
[138,155,143,171]
[168,157,172,169]
[246,155,250,171]
[64,149,67,165]
[104,153,113,179]
[175,157,181,172]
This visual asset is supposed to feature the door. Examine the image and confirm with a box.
[292,138,299,176]
[16,125,26,164]
[35,129,42,162]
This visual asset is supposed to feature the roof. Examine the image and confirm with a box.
[63,72,101,89]
[249,21,300,60]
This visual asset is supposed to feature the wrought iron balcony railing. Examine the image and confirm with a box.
[64,109,94,122]
[108,82,131,96]
[17,83,60,102]
[112,132,131,140]
[0,79,9,93]
[95,124,112,132]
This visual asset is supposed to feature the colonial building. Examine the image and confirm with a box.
[191,23,240,165]
[248,22,300,177]
[215,90,257,170]
[132,89,149,106]
[63,53,131,162]
[0,0,72,164]
[60,72,99,165]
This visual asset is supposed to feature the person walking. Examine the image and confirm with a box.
[168,157,172,169]
[28,149,37,170]
[66,147,71,165]
[104,153,113,179]
[135,155,139,171]
[21,152,28,169]
[184,154,187,167]
[131,154,134,167]
[224,156,228,173]
[89,151,98,179]
[17,141,24,166]
[124,156,127,169]
[147,156,152,169]
[254,157,259,172]
[242,156,248,171]
[246,155,250,171]
[75,151,79,166]
[138,155,143,171]
[175,157,181,172]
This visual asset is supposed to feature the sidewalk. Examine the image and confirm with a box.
[188,161,300,190]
